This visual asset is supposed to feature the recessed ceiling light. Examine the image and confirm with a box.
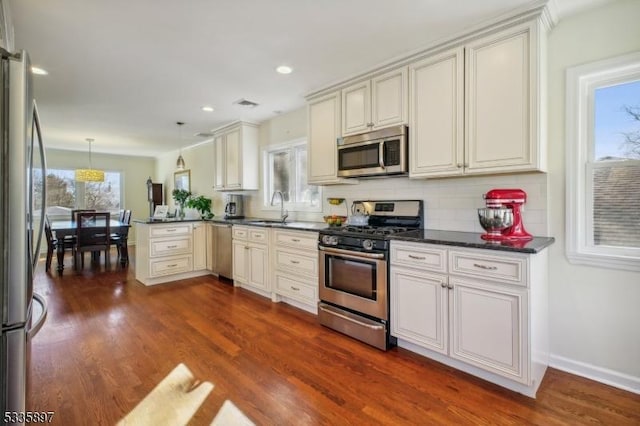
[31,66,48,75]
[201,106,214,112]
[276,65,292,74]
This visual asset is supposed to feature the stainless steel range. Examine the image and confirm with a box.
[318,200,423,350]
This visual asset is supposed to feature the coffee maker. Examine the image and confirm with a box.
[478,189,532,241]
[224,194,244,219]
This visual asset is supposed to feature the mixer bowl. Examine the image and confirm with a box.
[478,207,514,239]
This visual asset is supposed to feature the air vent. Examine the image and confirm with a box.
[233,98,259,108]
[194,132,214,138]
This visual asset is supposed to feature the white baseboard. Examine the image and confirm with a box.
[549,354,640,395]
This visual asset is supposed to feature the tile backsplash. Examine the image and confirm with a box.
[245,172,549,237]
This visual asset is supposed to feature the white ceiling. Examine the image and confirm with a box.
[8,0,609,157]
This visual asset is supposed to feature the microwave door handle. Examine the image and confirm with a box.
[378,140,385,169]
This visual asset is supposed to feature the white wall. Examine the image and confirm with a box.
[46,148,154,244]
[546,0,640,390]
[155,141,221,217]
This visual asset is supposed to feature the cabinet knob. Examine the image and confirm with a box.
[448,284,454,290]
[440,282,447,288]
[456,163,462,168]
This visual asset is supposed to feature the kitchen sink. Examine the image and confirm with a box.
[245,220,285,226]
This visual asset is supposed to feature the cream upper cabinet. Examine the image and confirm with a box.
[409,21,546,178]
[213,121,259,191]
[307,91,356,185]
[464,21,544,174]
[342,67,408,136]
[409,47,464,177]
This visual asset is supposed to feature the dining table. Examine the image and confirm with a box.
[50,219,131,273]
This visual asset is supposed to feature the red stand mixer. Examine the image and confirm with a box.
[478,189,532,241]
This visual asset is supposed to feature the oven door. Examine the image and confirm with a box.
[318,246,388,320]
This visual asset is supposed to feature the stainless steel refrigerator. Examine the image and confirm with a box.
[1,48,48,421]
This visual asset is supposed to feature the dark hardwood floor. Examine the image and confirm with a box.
[28,250,640,425]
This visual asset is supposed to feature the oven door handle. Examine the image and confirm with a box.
[319,245,385,260]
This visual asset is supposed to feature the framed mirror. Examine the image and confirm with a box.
[174,169,191,191]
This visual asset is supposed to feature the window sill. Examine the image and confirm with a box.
[566,251,640,273]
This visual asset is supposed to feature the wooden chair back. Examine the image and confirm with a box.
[122,210,132,224]
[76,212,110,252]
[71,209,96,222]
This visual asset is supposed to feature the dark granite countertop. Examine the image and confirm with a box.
[390,229,555,254]
[135,217,328,232]
[133,218,204,224]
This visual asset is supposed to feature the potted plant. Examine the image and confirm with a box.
[186,195,214,220]
[172,189,191,219]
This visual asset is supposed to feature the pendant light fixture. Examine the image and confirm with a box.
[176,121,186,170]
[75,138,104,182]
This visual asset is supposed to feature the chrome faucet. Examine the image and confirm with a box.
[270,191,288,223]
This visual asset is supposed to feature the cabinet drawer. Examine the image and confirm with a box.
[248,227,269,243]
[274,230,318,251]
[275,249,318,277]
[449,250,527,286]
[391,242,447,273]
[233,227,248,240]
[149,255,193,277]
[149,237,192,257]
[274,274,316,303]
[149,224,191,237]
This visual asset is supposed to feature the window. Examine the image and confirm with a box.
[263,139,321,211]
[566,52,640,271]
[42,168,123,218]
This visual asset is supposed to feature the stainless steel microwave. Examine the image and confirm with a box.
[337,125,408,178]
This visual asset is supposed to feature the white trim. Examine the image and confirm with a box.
[550,354,640,395]
[565,51,640,272]
[261,138,322,213]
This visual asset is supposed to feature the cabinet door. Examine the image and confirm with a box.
[342,80,370,136]
[232,240,248,284]
[214,135,225,190]
[372,67,407,129]
[409,48,464,177]
[465,24,535,173]
[224,128,241,189]
[192,223,206,270]
[449,276,528,384]
[206,224,215,271]
[390,267,448,354]
[248,244,269,291]
[308,92,343,184]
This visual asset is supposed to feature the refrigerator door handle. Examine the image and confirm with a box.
[31,101,46,271]
[27,292,47,338]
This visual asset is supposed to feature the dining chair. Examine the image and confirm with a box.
[110,209,132,264]
[75,212,111,270]
[44,215,75,272]
[71,209,96,222]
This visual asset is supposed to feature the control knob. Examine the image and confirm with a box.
[362,239,374,250]
[322,235,339,246]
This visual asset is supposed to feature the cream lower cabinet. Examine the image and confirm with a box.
[135,222,209,286]
[390,241,548,398]
[192,222,206,271]
[271,229,319,314]
[232,225,270,297]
